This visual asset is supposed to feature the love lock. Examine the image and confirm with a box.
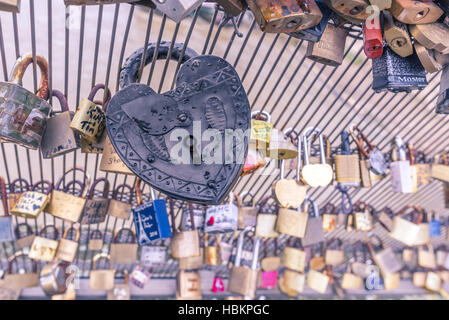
[106,42,251,204]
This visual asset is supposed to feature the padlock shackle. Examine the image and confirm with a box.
[39,224,59,240]
[188,202,196,230]
[31,180,54,195]
[340,130,352,155]
[51,90,69,113]
[300,196,319,218]
[62,180,85,197]
[92,253,112,270]
[120,41,199,89]
[349,125,375,153]
[238,190,254,206]
[234,226,258,269]
[302,127,325,165]
[87,177,110,199]
[251,110,271,122]
[9,53,49,100]
[112,183,134,204]
[14,222,33,239]
[87,83,111,112]
[0,177,9,217]
[337,184,353,214]
[9,178,31,193]
[89,229,103,239]
[113,228,136,244]
[407,143,415,165]
[326,237,343,251]
[393,136,407,161]
[8,250,37,274]
[55,166,91,198]
[63,226,80,242]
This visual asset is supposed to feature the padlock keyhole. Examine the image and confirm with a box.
[415,10,426,20]
[349,5,363,15]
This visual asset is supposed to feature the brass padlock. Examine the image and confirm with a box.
[324,238,344,266]
[276,199,309,238]
[3,251,39,290]
[14,222,35,249]
[28,225,59,262]
[369,0,391,10]
[255,195,279,238]
[279,269,305,296]
[237,191,258,230]
[0,54,51,149]
[341,261,363,290]
[214,0,246,16]
[329,0,370,20]
[88,229,104,251]
[382,11,413,58]
[410,23,449,55]
[110,228,138,264]
[7,178,30,211]
[55,227,80,263]
[100,134,133,174]
[89,253,116,291]
[321,203,338,231]
[366,235,403,276]
[179,248,204,270]
[390,0,443,24]
[389,205,422,246]
[261,238,281,271]
[306,269,329,294]
[282,238,306,272]
[10,180,51,219]
[418,244,436,269]
[246,0,323,33]
[309,243,326,271]
[267,128,298,160]
[107,183,133,220]
[334,130,361,186]
[409,148,431,185]
[41,90,80,158]
[107,270,130,300]
[204,234,222,266]
[176,270,202,300]
[45,167,90,223]
[228,227,260,299]
[250,111,272,151]
[415,43,442,73]
[306,23,349,67]
[353,201,374,232]
[0,0,20,12]
[170,205,201,259]
[70,84,110,143]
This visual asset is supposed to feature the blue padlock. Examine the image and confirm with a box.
[429,211,441,238]
[133,183,171,245]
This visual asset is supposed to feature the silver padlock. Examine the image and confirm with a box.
[204,193,238,233]
[390,136,412,193]
[152,0,204,23]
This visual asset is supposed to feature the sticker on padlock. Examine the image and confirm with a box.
[130,265,151,289]
[204,193,238,234]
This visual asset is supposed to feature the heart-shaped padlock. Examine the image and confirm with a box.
[106,42,251,204]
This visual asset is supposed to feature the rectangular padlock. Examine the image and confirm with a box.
[363,15,383,59]
[288,0,331,42]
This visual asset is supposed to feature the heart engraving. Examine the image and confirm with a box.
[106,54,250,204]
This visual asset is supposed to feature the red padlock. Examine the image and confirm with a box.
[212,277,225,292]
[363,14,383,59]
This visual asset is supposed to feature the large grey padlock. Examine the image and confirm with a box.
[302,197,325,247]
[152,0,203,23]
[390,136,412,193]
[204,193,238,234]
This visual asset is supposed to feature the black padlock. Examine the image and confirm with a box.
[372,44,428,93]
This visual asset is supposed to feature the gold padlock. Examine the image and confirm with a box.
[88,229,104,251]
[107,183,133,220]
[307,23,349,67]
[179,248,204,270]
[100,134,133,174]
[214,0,246,16]
[204,234,222,266]
[55,227,80,263]
[170,204,201,259]
[267,128,298,160]
[282,239,306,272]
[329,0,370,20]
[0,0,20,13]
[107,270,130,300]
[176,270,202,300]
[409,23,449,55]
[70,84,110,143]
[353,201,374,232]
[89,253,116,291]
[276,203,308,238]
[418,244,436,269]
[28,226,59,262]
[281,269,305,295]
[237,191,258,230]
[246,0,323,33]
[250,111,272,151]
[368,0,391,10]
[390,0,443,24]
[45,167,90,223]
[307,269,329,294]
[414,43,442,73]
[260,238,281,271]
[3,251,39,290]
[383,11,413,58]
[324,238,345,266]
[14,222,35,249]
[110,228,138,264]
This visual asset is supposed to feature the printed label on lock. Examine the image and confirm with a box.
[205,204,238,233]
[250,119,273,145]
[11,191,49,219]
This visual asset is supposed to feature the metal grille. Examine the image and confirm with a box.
[0,0,448,298]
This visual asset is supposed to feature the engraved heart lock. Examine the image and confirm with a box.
[272,128,307,208]
[106,42,251,204]
[300,127,333,187]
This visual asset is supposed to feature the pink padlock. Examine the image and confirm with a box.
[212,277,225,292]
[259,270,279,289]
